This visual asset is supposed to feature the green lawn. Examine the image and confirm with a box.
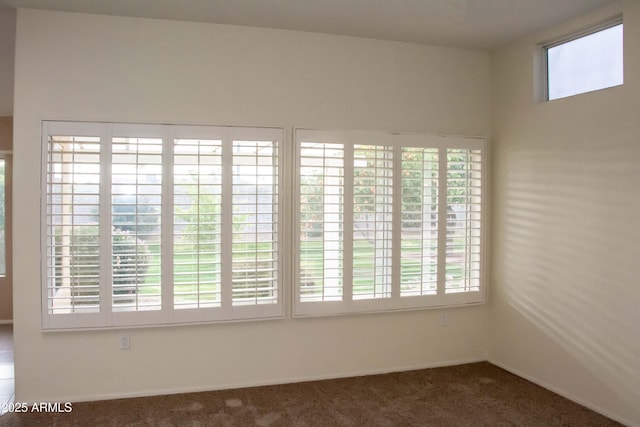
[300,238,466,298]
[69,236,468,308]
[131,237,467,302]
[140,241,276,303]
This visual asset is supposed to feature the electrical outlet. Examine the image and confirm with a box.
[441,312,449,327]
[120,334,131,350]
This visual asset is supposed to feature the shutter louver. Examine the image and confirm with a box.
[445,149,482,294]
[173,138,223,309]
[46,135,102,314]
[400,147,439,297]
[299,142,344,302]
[352,144,393,300]
[111,136,163,311]
[231,140,279,306]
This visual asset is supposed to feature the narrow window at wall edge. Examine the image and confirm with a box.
[545,17,623,101]
[0,157,7,278]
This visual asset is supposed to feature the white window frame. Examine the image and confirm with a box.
[0,153,10,279]
[544,17,623,101]
[41,121,284,330]
[293,129,485,318]
[41,121,486,330]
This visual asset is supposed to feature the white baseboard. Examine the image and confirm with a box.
[488,358,638,427]
[0,320,12,325]
[23,357,486,405]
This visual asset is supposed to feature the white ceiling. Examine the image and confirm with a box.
[0,0,620,50]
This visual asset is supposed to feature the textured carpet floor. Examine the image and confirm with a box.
[0,362,620,426]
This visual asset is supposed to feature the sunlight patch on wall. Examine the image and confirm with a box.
[500,146,640,408]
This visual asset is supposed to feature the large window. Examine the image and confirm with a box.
[294,129,484,317]
[546,20,623,101]
[42,122,283,329]
[42,122,485,329]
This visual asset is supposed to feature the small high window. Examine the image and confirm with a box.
[546,21,623,101]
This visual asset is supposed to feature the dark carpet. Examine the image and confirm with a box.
[0,362,620,426]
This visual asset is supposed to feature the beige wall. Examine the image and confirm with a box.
[0,117,11,151]
[0,116,11,321]
[12,10,490,403]
[0,8,15,116]
[489,1,640,425]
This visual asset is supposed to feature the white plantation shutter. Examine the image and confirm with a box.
[171,127,282,324]
[445,148,482,294]
[42,121,482,328]
[173,137,223,310]
[298,141,345,303]
[111,135,163,312]
[294,129,485,317]
[43,122,283,329]
[231,140,279,306]
[400,147,439,297]
[46,133,102,315]
[352,144,393,300]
